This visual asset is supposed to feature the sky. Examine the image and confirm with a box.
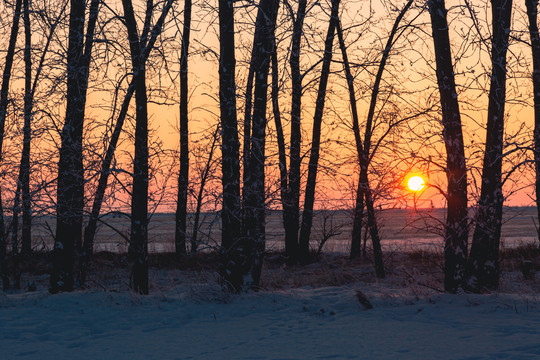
[1,0,539,213]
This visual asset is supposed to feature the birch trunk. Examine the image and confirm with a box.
[468,0,512,291]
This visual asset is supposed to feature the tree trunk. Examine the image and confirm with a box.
[83,0,171,258]
[122,0,174,294]
[271,38,291,262]
[468,0,512,291]
[175,0,192,257]
[242,63,255,215]
[298,0,340,263]
[285,0,308,263]
[223,0,279,292]
[428,0,469,293]
[122,0,150,295]
[51,0,100,293]
[83,83,135,261]
[191,126,220,253]
[81,0,171,287]
[20,0,32,256]
[218,0,242,287]
[0,0,23,291]
[526,0,540,249]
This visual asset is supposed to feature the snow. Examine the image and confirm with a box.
[1,275,539,360]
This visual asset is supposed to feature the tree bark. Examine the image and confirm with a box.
[428,0,469,293]
[218,0,242,287]
[298,0,340,263]
[223,0,280,292]
[244,0,280,290]
[175,0,192,257]
[526,0,540,249]
[467,0,512,291]
[51,0,100,293]
[284,0,308,263]
[0,0,23,291]
[122,0,173,294]
[20,0,32,256]
[123,0,149,294]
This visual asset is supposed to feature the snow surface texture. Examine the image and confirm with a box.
[1,280,539,360]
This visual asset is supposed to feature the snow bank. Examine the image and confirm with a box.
[1,283,539,360]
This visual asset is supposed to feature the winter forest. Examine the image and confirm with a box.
[0,0,540,302]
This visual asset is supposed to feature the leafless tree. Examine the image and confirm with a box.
[525,0,540,248]
[121,0,174,294]
[428,0,469,293]
[0,0,23,291]
[81,0,174,286]
[175,0,192,257]
[467,0,513,291]
[298,0,341,264]
[51,0,100,293]
[218,0,242,270]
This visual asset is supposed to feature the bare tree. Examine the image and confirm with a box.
[281,0,308,264]
[525,0,540,248]
[243,0,280,290]
[467,0,513,291]
[338,1,414,277]
[298,0,341,264]
[121,0,174,294]
[190,125,220,253]
[217,0,242,286]
[0,0,23,291]
[428,0,469,293]
[51,0,100,293]
[81,0,172,285]
[175,0,192,257]
[9,0,34,289]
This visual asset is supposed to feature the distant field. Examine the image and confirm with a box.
[28,206,540,253]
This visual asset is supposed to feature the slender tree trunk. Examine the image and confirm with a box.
[468,0,512,291]
[285,0,308,263]
[83,83,135,261]
[123,0,149,295]
[11,0,33,287]
[271,39,290,259]
[82,1,171,260]
[191,126,220,253]
[223,0,279,292]
[218,0,242,287]
[51,0,100,293]
[242,64,255,214]
[122,0,175,295]
[11,183,21,289]
[0,0,23,291]
[526,0,540,249]
[244,0,280,290]
[428,0,469,293]
[298,0,340,263]
[335,20,366,261]
[20,0,32,256]
[353,0,412,277]
[175,0,192,256]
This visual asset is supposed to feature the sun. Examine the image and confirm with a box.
[407,176,425,192]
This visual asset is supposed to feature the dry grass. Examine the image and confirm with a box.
[6,244,540,295]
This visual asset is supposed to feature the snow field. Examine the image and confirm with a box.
[1,280,539,360]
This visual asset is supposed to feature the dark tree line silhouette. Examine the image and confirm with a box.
[0,0,537,294]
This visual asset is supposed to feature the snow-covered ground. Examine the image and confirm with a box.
[1,274,539,360]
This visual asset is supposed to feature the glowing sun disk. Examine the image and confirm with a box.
[408,176,425,192]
